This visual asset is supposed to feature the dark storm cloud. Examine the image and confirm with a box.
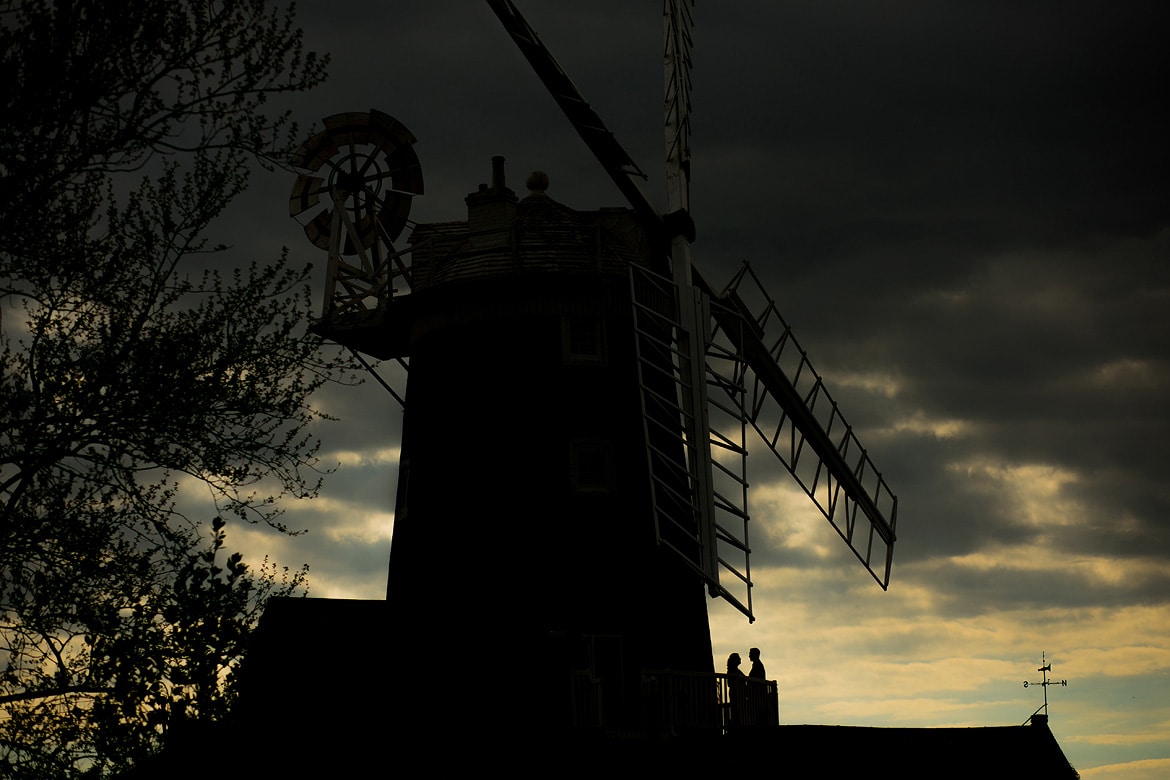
[697,0,1168,242]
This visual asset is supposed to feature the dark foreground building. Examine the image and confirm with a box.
[130,597,1078,779]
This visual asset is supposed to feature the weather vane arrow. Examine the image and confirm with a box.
[1023,651,1068,718]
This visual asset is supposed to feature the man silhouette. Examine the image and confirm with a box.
[748,647,765,680]
[745,647,768,725]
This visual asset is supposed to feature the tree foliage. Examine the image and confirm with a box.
[0,1,344,775]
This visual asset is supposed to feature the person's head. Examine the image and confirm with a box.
[749,647,760,662]
[727,653,741,671]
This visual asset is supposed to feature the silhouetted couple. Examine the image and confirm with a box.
[726,648,767,727]
[727,647,765,680]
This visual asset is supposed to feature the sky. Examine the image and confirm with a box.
[204,2,1167,776]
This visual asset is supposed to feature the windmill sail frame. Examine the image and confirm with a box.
[631,263,754,619]
[712,263,898,588]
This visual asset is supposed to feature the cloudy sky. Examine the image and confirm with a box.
[208,2,1167,776]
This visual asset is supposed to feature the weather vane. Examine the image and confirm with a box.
[1023,651,1068,718]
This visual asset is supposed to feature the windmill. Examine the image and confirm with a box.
[287,0,897,737]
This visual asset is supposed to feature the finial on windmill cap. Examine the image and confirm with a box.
[527,170,549,195]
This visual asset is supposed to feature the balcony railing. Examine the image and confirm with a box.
[641,670,778,737]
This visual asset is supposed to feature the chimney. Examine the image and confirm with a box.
[491,155,506,190]
[465,156,517,250]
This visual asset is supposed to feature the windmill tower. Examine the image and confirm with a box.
[287,0,896,739]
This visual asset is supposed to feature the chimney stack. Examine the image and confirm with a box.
[491,155,506,190]
[465,156,517,249]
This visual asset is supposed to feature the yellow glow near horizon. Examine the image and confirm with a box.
[1079,724,1170,748]
[1079,758,1170,780]
[814,695,999,723]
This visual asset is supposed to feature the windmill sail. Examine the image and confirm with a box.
[702,264,898,588]
[630,263,753,619]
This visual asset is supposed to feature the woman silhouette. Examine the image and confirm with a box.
[726,653,746,727]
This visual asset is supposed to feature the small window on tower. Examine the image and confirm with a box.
[570,439,613,493]
[563,316,607,365]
